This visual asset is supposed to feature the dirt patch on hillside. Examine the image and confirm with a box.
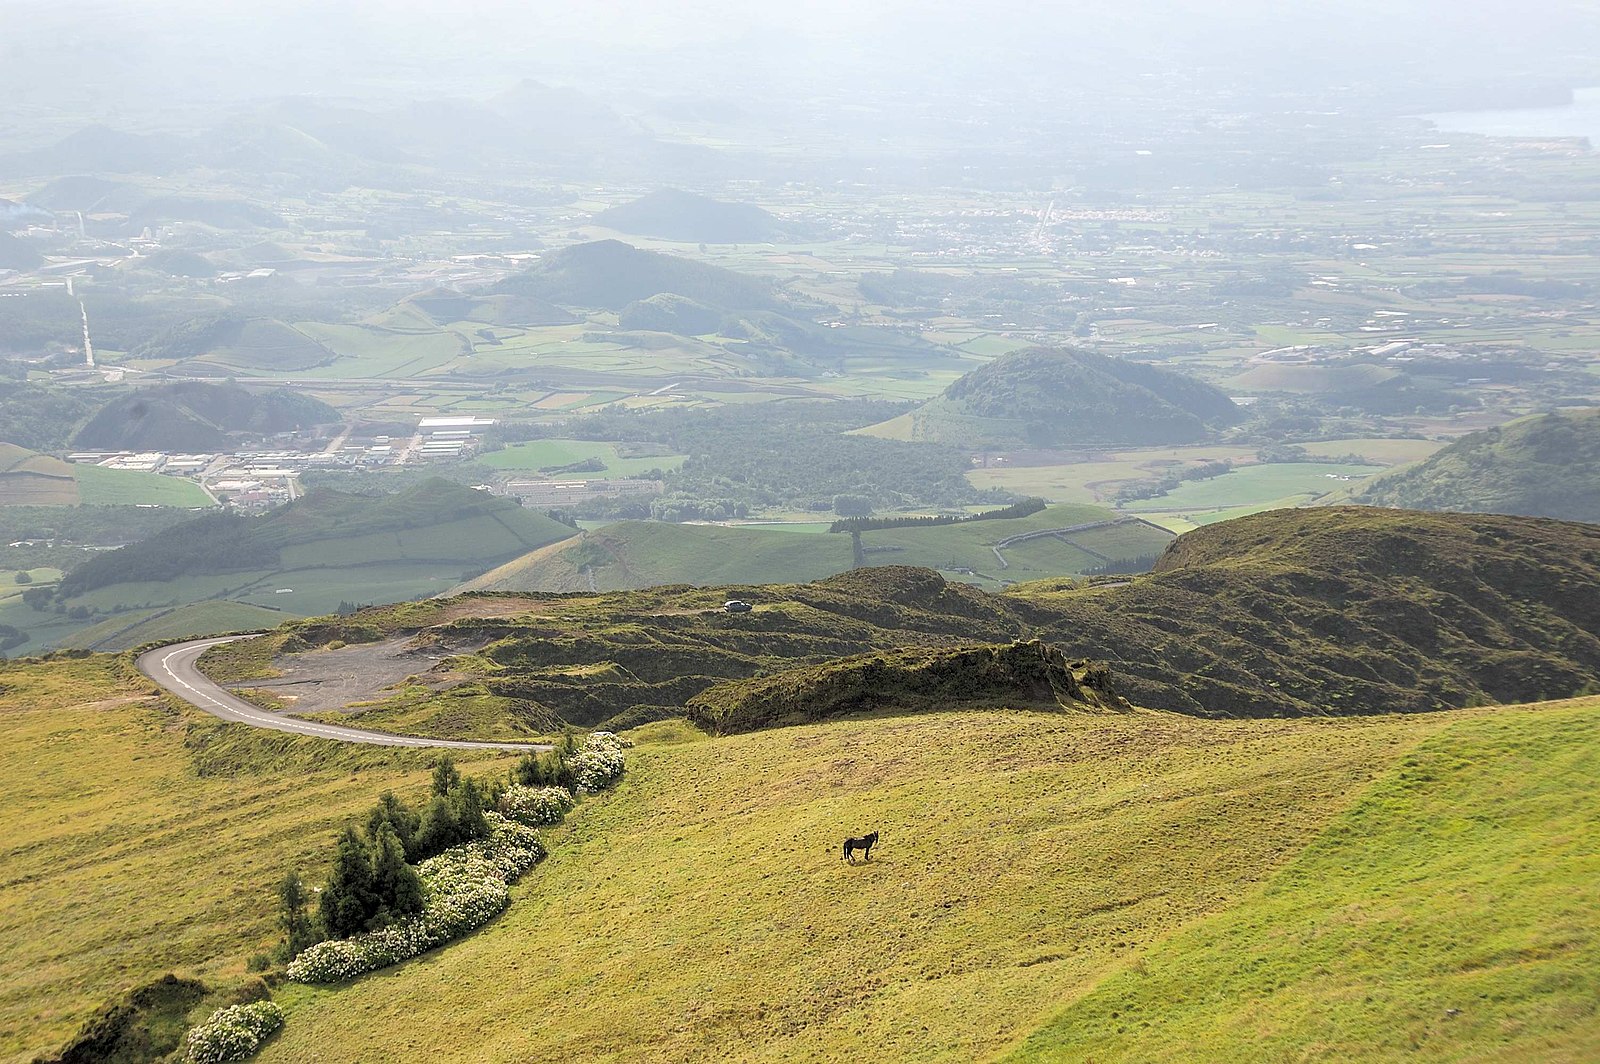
[230,636,483,715]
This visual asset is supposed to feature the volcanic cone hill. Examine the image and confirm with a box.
[863,346,1243,448]
[1346,408,1600,522]
[492,239,780,312]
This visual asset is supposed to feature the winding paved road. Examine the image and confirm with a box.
[138,636,549,751]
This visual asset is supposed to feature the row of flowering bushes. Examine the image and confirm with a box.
[286,814,544,984]
[498,784,575,826]
[568,731,626,792]
[185,1001,285,1064]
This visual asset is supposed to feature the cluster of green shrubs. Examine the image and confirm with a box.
[278,757,501,953]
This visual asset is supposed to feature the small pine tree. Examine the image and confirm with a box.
[431,756,461,798]
[412,793,461,860]
[367,823,425,929]
[450,777,489,843]
[366,792,420,860]
[277,871,321,959]
[320,826,380,939]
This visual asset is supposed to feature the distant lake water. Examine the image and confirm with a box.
[1421,87,1600,146]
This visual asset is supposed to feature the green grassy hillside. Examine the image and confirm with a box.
[55,600,292,651]
[460,505,1171,596]
[17,481,576,652]
[1347,408,1600,522]
[255,697,1599,1062]
[1010,699,1600,1062]
[0,653,511,1063]
[863,347,1242,449]
[0,444,214,508]
[459,520,857,593]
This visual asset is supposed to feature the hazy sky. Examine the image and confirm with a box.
[2,0,1597,119]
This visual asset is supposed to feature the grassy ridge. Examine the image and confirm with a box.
[1010,699,1600,1061]
[0,654,513,1062]
[460,504,1166,595]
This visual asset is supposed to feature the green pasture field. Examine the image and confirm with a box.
[1012,700,1600,1061]
[965,445,1264,505]
[257,698,1600,1062]
[71,464,214,508]
[55,601,291,652]
[479,440,685,478]
[1122,462,1382,515]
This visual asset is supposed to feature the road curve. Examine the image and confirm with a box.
[137,636,550,751]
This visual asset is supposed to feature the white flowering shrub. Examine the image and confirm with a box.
[499,784,575,826]
[185,1001,285,1064]
[287,814,544,985]
[568,731,626,793]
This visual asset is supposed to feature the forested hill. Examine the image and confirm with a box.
[1347,409,1600,522]
[867,346,1243,448]
[71,381,338,452]
[492,240,781,312]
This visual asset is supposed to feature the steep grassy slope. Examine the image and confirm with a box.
[58,480,574,600]
[258,700,1600,1062]
[0,653,510,1063]
[0,443,79,504]
[55,601,292,652]
[864,347,1242,448]
[1347,408,1600,522]
[15,482,575,650]
[459,505,1168,595]
[1010,699,1600,1062]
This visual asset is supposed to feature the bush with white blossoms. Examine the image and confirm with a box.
[567,731,626,793]
[498,784,575,826]
[185,1001,285,1064]
[287,814,544,985]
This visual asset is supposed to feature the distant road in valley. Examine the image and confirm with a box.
[138,636,550,751]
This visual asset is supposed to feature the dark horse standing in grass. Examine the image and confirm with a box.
[842,831,879,863]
